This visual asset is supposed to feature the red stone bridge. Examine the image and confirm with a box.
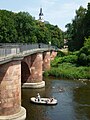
[0,43,57,120]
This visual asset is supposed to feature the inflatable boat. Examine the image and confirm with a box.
[30,97,57,105]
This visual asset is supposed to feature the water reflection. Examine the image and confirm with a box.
[73,81,90,120]
[22,78,90,120]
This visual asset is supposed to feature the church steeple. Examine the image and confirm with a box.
[39,8,44,22]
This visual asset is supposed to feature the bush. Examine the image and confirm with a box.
[78,53,87,66]
[79,46,89,55]
[43,71,49,77]
[87,55,90,66]
[44,50,90,79]
[51,57,61,67]
[59,55,77,64]
[77,37,90,66]
[57,51,66,57]
[45,63,90,79]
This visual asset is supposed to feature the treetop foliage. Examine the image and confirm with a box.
[65,3,90,51]
[0,10,63,48]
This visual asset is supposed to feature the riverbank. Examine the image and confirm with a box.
[44,63,90,80]
[44,52,90,80]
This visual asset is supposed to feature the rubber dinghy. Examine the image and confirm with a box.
[30,97,57,105]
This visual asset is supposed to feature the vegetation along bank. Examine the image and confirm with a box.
[44,37,90,80]
[44,3,90,80]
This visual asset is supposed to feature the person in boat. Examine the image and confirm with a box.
[46,99,49,104]
[50,97,54,102]
[37,93,41,102]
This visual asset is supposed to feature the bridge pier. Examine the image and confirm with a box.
[0,61,26,120]
[51,51,57,60]
[22,52,45,88]
[43,51,51,71]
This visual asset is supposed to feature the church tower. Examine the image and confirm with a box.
[39,8,44,22]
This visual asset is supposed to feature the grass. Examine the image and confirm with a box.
[44,53,90,80]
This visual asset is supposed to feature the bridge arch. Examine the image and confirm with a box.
[21,61,30,84]
[21,53,45,88]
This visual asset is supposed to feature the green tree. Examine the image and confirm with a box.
[0,10,18,43]
[46,24,63,48]
[65,5,87,51]
[15,12,36,43]
[84,3,90,38]
[0,9,63,46]
[77,37,90,66]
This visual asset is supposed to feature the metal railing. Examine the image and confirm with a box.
[0,43,55,58]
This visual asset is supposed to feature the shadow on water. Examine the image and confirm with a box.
[21,78,90,120]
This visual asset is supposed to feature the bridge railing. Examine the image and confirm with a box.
[0,43,55,58]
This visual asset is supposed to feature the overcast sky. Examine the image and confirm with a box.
[0,0,89,31]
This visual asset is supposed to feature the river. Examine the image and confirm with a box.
[22,78,90,120]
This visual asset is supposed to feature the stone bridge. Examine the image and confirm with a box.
[0,43,57,120]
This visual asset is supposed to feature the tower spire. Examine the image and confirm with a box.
[39,8,44,22]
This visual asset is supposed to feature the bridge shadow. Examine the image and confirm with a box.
[30,54,37,67]
[0,64,8,84]
[21,61,30,86]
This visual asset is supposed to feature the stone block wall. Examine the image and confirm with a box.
[51,51,57,60]
[30,53,42,83]
[43,51,50,71]
[21,53,43,83]
[0,61,21,116]
[21,56,31,83]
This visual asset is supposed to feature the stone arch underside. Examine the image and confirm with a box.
[21,61,30,84]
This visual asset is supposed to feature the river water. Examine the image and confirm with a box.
[22,78,90,120]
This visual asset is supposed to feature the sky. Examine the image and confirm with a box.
[0,0,89,31]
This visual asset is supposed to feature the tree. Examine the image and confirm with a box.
[0,9,64,46]
[65,5,87,51]
[0,10,18,43]
[46,24,64,48]
[15,12,36,43]
[77,37,90,66]
[84,3,90,38]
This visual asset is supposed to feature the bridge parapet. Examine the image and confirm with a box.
[0,43,55,59]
